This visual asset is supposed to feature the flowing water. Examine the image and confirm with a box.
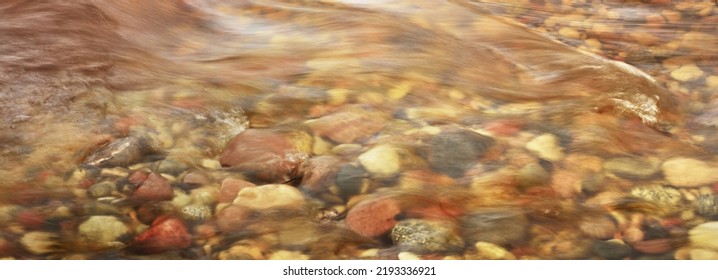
[1,0,717,260]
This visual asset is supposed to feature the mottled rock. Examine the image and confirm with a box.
[346,197,402,238]
[468,242,516,260]
[335,164,365,200]
[579,216,617,239]
[630,185,682,207]
[689,222,718,250]
[233,184,305,210]
[306,110,384,144]
[391,219,464,254]
[358,145,401,177]
[132,173,174,201]
[300,155,342,193]
[87,181,114,198]
[78,215,130,250]
[132,216,192,254]
[460,209,528,246]
[662,157,718,187]
[216,205,251,232]
[428,130,495,178]
[592,239,632,259]
[219,128,312,183]
[696,194,718,218]
[83,136,160,167]
[525,133,564,161]
[219,178,255,203]
[604,157,660,179]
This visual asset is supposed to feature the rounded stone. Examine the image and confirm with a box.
[233,184,305,210]
[390,219,464,254]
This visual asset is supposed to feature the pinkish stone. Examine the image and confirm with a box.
[219,128,311,183]
[132,173,174,201]
[306,110,384,144]
[219,179,255,203]
[345,197,402,238]
[132,216,192,254]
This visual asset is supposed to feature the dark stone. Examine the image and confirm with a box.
[427,130,495,178]
[335,164,365,200]
[83,136,162,168]
[591,240,632,259]
[460,208,528,246]
[391,219,464,254]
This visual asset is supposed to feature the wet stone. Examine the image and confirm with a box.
[390,219,464,254]
[78,215,130,250]
[460,209,528,246]
[694,194,718,219]
[87,181,115,198]
[83,136,161,168]
[604,157,660,179]
[592,239,632,259]
[335,164,365,200]
[427,130,495,178]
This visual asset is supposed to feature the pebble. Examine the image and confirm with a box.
[219,178,255,203]
[591,239,632,259]
[525,133,564,162]
[604,157,660,179]
[306,110,385,144]
[670,64,704,82]
[132,216,192,254]
[460,209,528,246]
[427,130,495,178]
[233,184,305,210]
[300,155,342,193]
[695,194,718,218]
[662,157,718,187]
[216,205,251,232]
[358,145,402,177]
[335,164,366,200]
[83,136,160,168]
[630,185,682,207]
[579,216,617,240]
[78,215,130,250]
[345,197,402,238]
[689,222,718,250]
[20,231,58,255]
[219,128,312,183]
[390,219,464,254]
[132,173,174,201]
[468,242,516,260]
[87,181,115,198]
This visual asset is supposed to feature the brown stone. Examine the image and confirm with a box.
[345,197,402,238]
[132,173,174,201]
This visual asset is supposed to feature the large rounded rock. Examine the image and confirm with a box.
[233,184,305,210]
[346,197,402,238]
[78,215,131,250]
[391,219,464,254]
[219,128,312,183]
[662,157,718,187]
[460,209,528,246]
[428,130,495,178]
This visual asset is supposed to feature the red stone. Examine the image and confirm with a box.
[219,128,310,183]
[345,197,401,238]
[132,173,174,201]
[219,179,255,203]
[216,205,251,232]
[132,216,192,254]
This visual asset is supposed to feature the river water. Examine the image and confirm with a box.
[1,0,717,260]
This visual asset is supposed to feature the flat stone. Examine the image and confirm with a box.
[358,145,401,177]
[233,184,305,210]
[428,130,495,178]
[78,215,130,250]
[525,133,564,161]
[390,219,464,254]
[219,128,312,183]
[662,157,718,187]
[604,157,660,179]
[460,209,528,246]
[345,197,402,238]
